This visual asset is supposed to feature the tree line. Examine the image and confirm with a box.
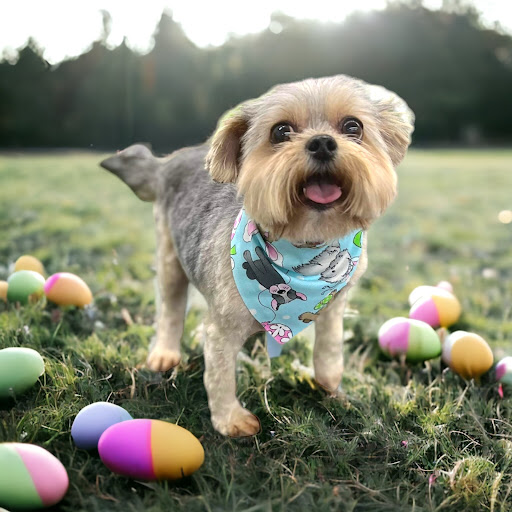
[1,3,512,151]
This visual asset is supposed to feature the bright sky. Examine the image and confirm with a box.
[1,0,511,64]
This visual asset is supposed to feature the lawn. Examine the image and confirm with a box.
[0,148,512,511]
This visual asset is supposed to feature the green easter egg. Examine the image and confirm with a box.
[0,348,45,398]
[7,271,45,305]
[406,320,442,362]
[0,444,42,509]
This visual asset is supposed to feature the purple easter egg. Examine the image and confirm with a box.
[71,402,133,450]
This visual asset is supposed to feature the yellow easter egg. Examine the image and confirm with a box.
[442,331,493,379]
[0,281,7,302]
[432,292,462,327]
[44,273,92,307]
[151,421,205,480]
[14,255,45,277]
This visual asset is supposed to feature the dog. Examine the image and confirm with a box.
[100,74,414,437]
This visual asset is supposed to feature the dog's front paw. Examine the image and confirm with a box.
[146,347,181,372]
[213,407,261,437]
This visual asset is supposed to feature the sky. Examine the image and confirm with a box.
[1,0,512,64]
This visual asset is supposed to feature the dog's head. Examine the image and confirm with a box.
[206,75,414,242]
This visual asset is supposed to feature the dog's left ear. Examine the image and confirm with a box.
[205,104,250,183]
[368,86,415,167]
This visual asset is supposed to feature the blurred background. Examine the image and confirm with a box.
[1,0,512,152]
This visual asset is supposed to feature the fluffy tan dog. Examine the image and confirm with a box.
[101,75,414,437]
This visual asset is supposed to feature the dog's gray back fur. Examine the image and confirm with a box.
[159,145,241,286]
[101,144,242,290]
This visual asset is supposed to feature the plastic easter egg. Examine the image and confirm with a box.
[408,281,454,305]
[409,288,461,328]
[98,419,204,480]
[0,443,69,509]
[0,347,45,398]
[436,281,453,293]
[495,357,512,385]
[378,317,441,362]
[44,272,92,307]
[0,281,7,302]
[442,331,493,379]
[408,285,440,306]
[6,271,45,304]
[72,402,133,450]
[14,255,45,277]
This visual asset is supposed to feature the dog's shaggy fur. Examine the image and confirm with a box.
[101,75,414,437]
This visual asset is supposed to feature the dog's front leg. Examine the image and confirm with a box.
[313,292,348,393]
[203,315,261,437]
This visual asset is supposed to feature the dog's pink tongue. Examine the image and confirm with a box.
[304,183,342,204]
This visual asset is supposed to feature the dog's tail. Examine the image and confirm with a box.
[100,144,160,202]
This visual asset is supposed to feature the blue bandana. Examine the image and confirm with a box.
[231,209,363,357]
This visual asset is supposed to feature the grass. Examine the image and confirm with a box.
[0,148,512,511]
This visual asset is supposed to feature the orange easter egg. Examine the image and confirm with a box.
[14,255,45,277]
[0,281,7,302]
[44,273,92,307]
[442,331,493,379]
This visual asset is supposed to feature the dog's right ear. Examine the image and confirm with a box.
[205,104,249,183]
[100,144,158,201]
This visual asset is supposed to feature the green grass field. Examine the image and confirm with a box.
[1,149,512,511]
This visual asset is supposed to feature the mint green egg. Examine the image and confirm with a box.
[0,348,45,398]
[7,271,45,305]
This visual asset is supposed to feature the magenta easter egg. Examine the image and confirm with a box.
[378,317,441,362]
[0,443,68,509]
[98,419,204,480]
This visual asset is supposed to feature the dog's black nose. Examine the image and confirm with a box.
[306,135,337,162]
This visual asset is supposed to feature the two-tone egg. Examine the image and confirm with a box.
[378,317,442,362]
[98,419,204,480]
[408,285,461,328]
[442,331,493,379]
[495,357,512,386]
[44,272,92,307]
[0,443,68,509]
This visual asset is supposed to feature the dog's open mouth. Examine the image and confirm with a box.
[302,177,343,208]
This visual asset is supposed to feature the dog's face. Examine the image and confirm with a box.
[206,75,414,243]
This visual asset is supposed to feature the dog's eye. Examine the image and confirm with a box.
[340,117,363,142]
[270,123,294,144]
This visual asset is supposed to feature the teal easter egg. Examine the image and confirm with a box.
[0,348,45,398]
[378,317,441,362]
[7,271,45,304]
[0,443,68,509]
[72,402,133,450]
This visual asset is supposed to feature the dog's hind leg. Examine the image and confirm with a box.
[147,203,189,372]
